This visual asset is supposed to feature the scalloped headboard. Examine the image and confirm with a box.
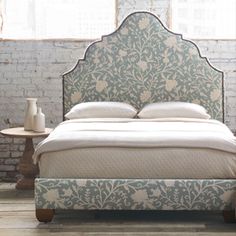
[63,12,224,121]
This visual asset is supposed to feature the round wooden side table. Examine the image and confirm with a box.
[0,127,53,190]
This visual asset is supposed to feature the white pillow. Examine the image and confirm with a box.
[65,102,137,119]
[138,102,211,119]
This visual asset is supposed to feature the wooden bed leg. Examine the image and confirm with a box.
[222,210,236,223]
[36,209,55,223]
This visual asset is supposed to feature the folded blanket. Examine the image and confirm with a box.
[33,118,236,163]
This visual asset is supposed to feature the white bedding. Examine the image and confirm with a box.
[39,147,236,178]
[33,118,236,164]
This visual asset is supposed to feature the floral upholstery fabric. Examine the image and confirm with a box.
[63,12,223,121]
[35,179,236,210]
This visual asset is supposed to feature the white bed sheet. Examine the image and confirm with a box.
[39,147,236,179]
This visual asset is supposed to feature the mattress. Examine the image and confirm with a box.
[39,147,236,179]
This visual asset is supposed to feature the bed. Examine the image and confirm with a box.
[34,12,236,223]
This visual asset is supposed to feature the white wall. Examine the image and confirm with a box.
[0,0,235,180]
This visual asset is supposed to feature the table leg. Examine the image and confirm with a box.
[16,138,39,190]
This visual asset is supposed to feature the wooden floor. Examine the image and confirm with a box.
[1,182,236,236]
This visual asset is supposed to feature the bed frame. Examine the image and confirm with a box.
[35,12,236,223]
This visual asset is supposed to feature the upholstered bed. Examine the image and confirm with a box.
[34,12,236,223]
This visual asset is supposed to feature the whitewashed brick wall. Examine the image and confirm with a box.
[0,0,236,181]
[0,41,91,180]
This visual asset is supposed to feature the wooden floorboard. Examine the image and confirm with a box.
[0,182,236,236]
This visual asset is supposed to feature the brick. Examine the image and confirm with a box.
[0,53,13,60]
[6,171,19,179]
[10,152,22,158]
[13,139,25,145]
[0,84,17,91]
[41,71,62,77]
[0,172,6,178]
[0,90,5,96]
[16,64,37,72]
[19,145,25,152]
[5,89,24,97]
[0,77,12,84]
[0,151,10,158]
[9,144,22,152]
[4,158,19,165]
[0,144,9,151]
[43,90,61,97]
[0,64,17,72]
[3,71,23,79]
[0,137,12,144]
[24,89,44,97]
[0,165,15,171]
[12,78,32,84]
[11,52,36,60]
[22,71,42,78]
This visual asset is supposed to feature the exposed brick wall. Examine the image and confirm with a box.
[0,0,236,181]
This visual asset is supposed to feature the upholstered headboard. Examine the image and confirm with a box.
[63,12,224,121]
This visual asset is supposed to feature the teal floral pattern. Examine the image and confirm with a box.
[63,12,223,121]
[35,179,236,210]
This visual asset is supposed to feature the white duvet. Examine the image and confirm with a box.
[33,118,236,163]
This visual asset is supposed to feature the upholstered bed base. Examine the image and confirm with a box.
[35,178,236,222]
